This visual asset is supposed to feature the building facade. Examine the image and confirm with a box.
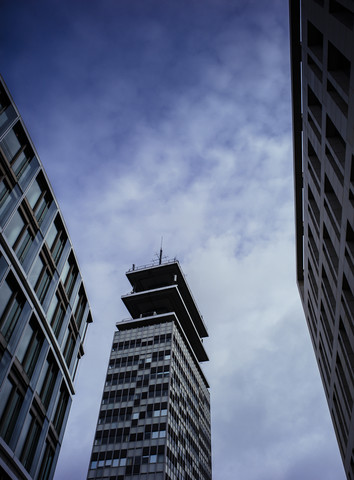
[87,260,211,480]
[289,1,354,478]
[0,77,92,479]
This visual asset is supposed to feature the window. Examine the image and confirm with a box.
[37,354,58,409]
[37,441,55,480]
[61,254,78,300]
[5,209,35,265]
[46,216,66,264]
[0,85,17,135]
[1,123,34,180]
[73,288,87,330]
[30,255,52,304]
[0,176,12,218]
[20,413,41,471]
[0,253,8,281]
[63,324,76,367]
[47,293,66,338]
[16,318,43,379]
[53,383,69,435]
[0,274,26,342]
[26,174,53,227]
[307,21,323,61]
[0,377,24,443]
[328,41,351,93]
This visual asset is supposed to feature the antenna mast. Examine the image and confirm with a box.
[159,236,163,265]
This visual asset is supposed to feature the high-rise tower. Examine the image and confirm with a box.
[0,76,92,480]
[289,1,354,478]
[87,260,211,480]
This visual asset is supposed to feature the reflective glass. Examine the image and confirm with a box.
[27,179,41,209]
[2,128,21,159]
[5,210,24,247]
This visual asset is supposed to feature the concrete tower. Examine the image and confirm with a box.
[87,260,211,480]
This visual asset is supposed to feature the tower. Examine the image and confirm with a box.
[0,76,92,479]
[87,260,211,480]
[289,1,354,478]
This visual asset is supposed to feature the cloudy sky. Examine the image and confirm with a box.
[1,1,346,479]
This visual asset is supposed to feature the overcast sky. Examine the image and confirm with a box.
[1,1,346,479]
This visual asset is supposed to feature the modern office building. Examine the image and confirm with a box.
[87,260,211,480]
[289,1,354,478]
[0,76,93,480]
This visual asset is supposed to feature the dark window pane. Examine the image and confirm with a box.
[0,378,24,444]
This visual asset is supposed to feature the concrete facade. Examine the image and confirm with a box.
[289,1,354,478]
[87,261,211,480]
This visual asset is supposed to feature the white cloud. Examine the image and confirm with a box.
[1,1,345,479]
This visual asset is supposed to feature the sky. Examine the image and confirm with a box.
[1,1,346,479]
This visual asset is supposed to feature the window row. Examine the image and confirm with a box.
[90,445,165,470]
[102,388,136,405]
[112,333,171,352]
[109,349,170,371]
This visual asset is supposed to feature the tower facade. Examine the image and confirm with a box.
[87,260,211,480]
[289,1,354,478]
[0,77,92,479]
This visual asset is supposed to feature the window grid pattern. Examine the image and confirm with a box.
[296,2,354,477]
[0,77,92,480]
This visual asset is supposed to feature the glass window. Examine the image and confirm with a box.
[74,288,86,330]
[0,377,24,444]
[26,175,52,227]
[0,253,8,281]
[63,326,76,367]
[0,88,17,135]
[46,217,66,265]
[61,254,78,300]
[47,294,65,338]
[37,441,55,480]
[1,124,34,180]
[0,178,11,216]
[0,275,26,342]
[5,209,36,265]
[37,354,58,409]
[30,256,52,304]
[2,128,21,159]
[27,179,41,209]
[36,267,51,303]
[53,383,69,435]
[20,413,41,471]
[5,210,24,247]
[16,319,43,379]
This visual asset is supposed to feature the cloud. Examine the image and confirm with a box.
[1,1,345,479]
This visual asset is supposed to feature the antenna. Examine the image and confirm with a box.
[159,236,163,265]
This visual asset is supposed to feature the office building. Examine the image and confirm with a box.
[87,260,211,480]
[289,1,354,478]
[0,76,93,479]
